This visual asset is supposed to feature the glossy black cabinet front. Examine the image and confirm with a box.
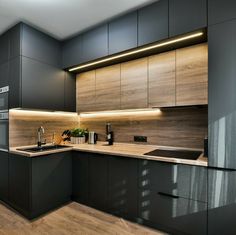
[8,152,72,219]
[208,169,236,235]
[208,19,236,170]
[0,151,9,203]
[138,0,168,46]
[169,0,207,37]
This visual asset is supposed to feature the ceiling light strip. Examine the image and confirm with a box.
[69,31,204,72]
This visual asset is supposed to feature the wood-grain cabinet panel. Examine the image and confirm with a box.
[76,71,96,112]
[148,51,176,107]
[95,65,121,111]
[121,58,148,109]
[176,43,208,106]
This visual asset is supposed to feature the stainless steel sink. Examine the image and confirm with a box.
[17,145,71,153]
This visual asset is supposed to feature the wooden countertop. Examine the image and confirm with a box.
[10,142,207,167]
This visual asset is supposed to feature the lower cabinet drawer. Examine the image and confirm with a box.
[138,189,207,235]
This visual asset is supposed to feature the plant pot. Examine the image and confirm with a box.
[71,136,86,144]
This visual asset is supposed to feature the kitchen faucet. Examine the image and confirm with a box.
[37,126,46,148]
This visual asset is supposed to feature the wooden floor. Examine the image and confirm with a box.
[0,202,166,235]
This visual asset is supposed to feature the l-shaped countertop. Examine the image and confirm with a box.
[10,142,207,167]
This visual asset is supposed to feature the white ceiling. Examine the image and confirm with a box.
[0,0,157,40]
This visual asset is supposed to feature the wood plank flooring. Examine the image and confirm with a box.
[0,202,166,235]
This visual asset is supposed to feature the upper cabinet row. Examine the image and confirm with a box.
[62,0,207,69]
[76,43,208,112]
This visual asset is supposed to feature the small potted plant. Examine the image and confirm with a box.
[70,128,88,144]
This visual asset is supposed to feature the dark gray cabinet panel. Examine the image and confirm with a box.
[0,33,9,64]
[108,156,138,220]
[9,56,21,108]
[64,72,76,112]
[208,169,236,235]
[21,57,65,110]
[109,12,137,54]
[0,62,9,88]
[139,160,207,202]
[82,24,108,62]
[31,152,72,218]
[139,190,207,235]
[208,0,236,26]
[62,35,83,69]
[138,0,168,46]
[0,151,8,202]
[89,153,108,212]
[72,152,89,204]
[208,20,236,169]
[169,0,207,37]
[9,23,21,59]
[9,152,72,219]
[21,24,61,67]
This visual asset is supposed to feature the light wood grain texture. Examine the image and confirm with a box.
[148,51,176,107]
[95,64,121,111]
[121,58,148,109]
[80,106,208,149]
[9,110,79,147]
[176,43,208,106]
[76,70,96,112]
[0,202,165,235]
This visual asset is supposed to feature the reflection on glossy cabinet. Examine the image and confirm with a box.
[148,51,176,107]
[95,65,121,111]
[176,43,208,106]
[76,71,96,112]
[121,58,148,109]
[208,169,236,235]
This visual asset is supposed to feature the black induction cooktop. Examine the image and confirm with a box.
[144,149,202,160]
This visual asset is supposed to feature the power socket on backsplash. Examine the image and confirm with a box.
[134,136,147,143]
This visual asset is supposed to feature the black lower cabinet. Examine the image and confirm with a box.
[208,168,236,235]
[108,156,138,221]
[9,152,72,219]
[88,153,108,212]
[0,151,9,203]
[72,152,89,204]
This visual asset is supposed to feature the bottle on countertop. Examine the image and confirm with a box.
[106,123,113,145]
[204,136,208,157]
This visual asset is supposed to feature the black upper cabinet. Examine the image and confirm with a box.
[138,0,168,46]
[0,151,9,203]
[169,0,207,37]
[82,24,108,62]
[64,72,76,112]
[62,35,83,69]
[21,57,65,110]
[21,24,61,67]
[0,33,9,64]
[0,62,9,88]
[89,153,108,212]
[208,169,236,235]
[108,156,138,220]
[208,0,236,26]
[109,12,137,54]
[208,20,236,170]
[9,23,21,59]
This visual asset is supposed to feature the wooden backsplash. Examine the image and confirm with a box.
[9,110,79,147]
[80,106,208,149]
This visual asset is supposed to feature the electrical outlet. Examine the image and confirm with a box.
[134,136,147,142]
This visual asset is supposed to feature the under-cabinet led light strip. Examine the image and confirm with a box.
[69,31,204,72]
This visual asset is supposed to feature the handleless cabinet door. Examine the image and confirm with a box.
[176,43,208,106]
[0,62,9,88]
[148,51,176,107]
[0,33,9,64]
[0,151,8,202]
[64,72,76,112]
[208,20,236,169]
[169,0,207,37]
[76,70,96,112]
[109,12,137,54]
[95,64,121,111]
[82,24,108,62]
[208,0,236,26]
[208,169,236,235]
[138,0,168,46]
[121,58,148,109]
